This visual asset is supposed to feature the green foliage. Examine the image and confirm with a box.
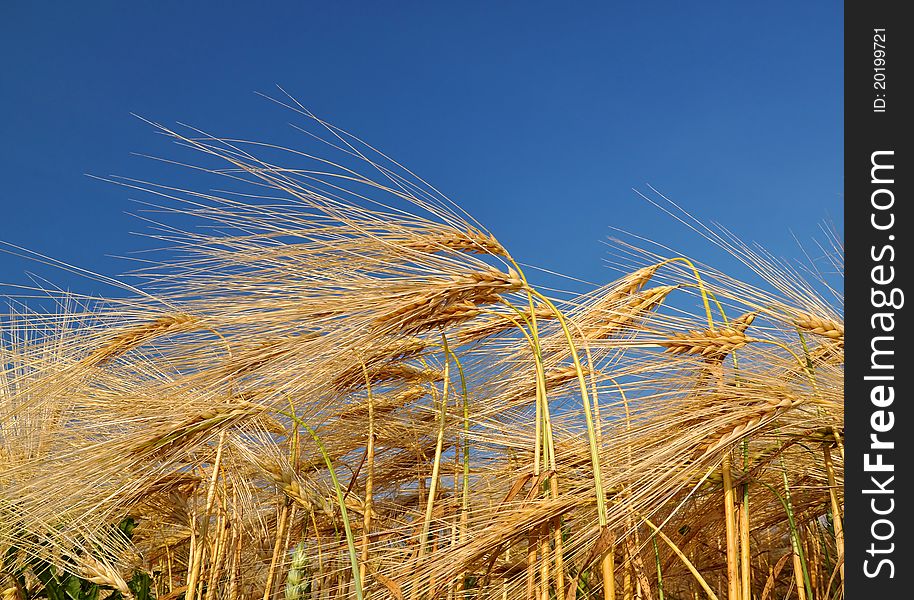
[110,572,153,600]
[1,517,153,600]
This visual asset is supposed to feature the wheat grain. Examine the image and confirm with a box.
[730,310,758,333]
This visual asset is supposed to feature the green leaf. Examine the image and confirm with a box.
[62,575,82,600]
[128,571,154,600]
[117,518,138,542]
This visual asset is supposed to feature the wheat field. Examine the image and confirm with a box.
[0,105,844,600]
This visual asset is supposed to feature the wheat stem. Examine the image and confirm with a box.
[187,431,226,600]
[526,288,607,526]
[639,517,718,600]
[823,445,844,588]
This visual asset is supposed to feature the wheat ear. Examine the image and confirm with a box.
[405,228,507,257]
[84,314,199,366]
[78,555,133,598]
[660,327,750,362]
[791,313,844,340]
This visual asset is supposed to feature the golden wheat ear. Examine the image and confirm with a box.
[581,285,677,340]
[791,313,844,340]
[404,227,508,257]
[83,314,200,366]
[660,327,751,361]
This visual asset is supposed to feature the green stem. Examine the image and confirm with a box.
[659,257,714,329]
[526,288,606,526]
[281,409,363,600]
[752,338,823,401]
[759,466,813,600]
[486,303,557,478]
[652,535,664,600]
[638,515,719,600]
[447,349,471,533]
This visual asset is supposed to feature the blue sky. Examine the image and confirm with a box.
[0,2,842,298]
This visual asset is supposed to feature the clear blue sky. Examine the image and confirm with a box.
[0,2,842,297]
